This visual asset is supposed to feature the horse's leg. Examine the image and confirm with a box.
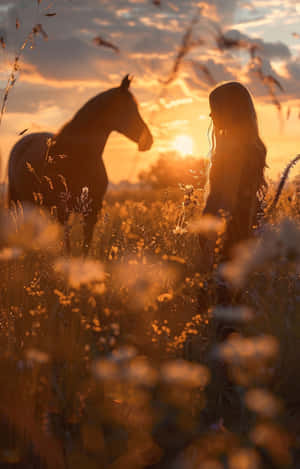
[83,209,98,256]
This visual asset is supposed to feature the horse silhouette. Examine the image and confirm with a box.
[8,75,153,253]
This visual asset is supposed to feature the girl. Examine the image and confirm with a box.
[202,81,267,263]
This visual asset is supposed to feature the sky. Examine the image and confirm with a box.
[0,0,300,182]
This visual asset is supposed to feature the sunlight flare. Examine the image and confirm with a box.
[172,135,194,157]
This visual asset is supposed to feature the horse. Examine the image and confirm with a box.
[8,75,153,253]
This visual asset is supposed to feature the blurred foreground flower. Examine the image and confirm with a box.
[189,214,226,237]
[229,448,261,469]
[113,256,177,310]
[218,335,278,365]
[93,359,119,381]
[0,247,23,260]
[26,348,49,364]
[245,388,282,418]
[213,306,254,323]
[161,359,210,388]
[54,257,105,289]
[221,218,300,288]
[111,345,137,362]
[250,423,291,466]
[0,205,62,252]
[93,350,157,387]
[93,352,210,389]
[217,335,278,385]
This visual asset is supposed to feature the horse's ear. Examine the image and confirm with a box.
[120,74,133,91]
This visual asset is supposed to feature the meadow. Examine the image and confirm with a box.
[0,175,299,469]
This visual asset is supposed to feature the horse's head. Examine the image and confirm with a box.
[111,75,153,151]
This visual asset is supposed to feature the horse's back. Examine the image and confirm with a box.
[8,132,53,204]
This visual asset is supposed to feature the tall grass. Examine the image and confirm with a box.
[0,180,299,468]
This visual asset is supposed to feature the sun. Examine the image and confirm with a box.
[172,135,194,157]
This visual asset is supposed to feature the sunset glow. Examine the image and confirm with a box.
[172,135,194,157]
[0,0,299,181]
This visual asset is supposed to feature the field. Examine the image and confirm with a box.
[0,179,299,469]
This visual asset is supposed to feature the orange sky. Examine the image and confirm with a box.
[0,0,299,183]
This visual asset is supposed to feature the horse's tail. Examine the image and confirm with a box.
[266,154,300,217]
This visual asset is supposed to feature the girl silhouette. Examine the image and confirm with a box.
[202,81,267,264]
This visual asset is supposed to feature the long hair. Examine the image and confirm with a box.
[208,81,267,196]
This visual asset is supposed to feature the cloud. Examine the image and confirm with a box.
[224,29,291,60]
[1,0,299,176]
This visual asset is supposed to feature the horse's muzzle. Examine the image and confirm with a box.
[138,127,153,151]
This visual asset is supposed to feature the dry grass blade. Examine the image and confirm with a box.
[267,154,300,214]
[0,23,48,128]
[160,9,203,85]
[32,23,48,40]
[93,36,120,53]
[189,60,216,86]
[18,128,29,136]
[249,56,284,115]
[263,74,284,93]
[214,24,260,57]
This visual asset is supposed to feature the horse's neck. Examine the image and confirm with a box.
[56,96,113,161]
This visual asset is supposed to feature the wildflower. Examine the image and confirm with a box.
[54,258,105,289]
[75,186,93,218]
[157,292,174,302]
